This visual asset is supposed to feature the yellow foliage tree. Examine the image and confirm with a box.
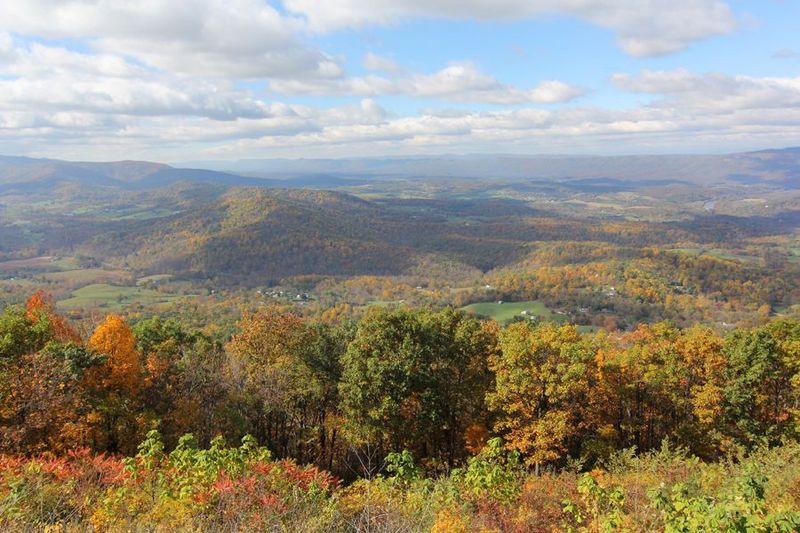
[487,322,592,470]
[87,315,142,395]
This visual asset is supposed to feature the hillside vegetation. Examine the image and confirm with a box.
[2,292,800,530]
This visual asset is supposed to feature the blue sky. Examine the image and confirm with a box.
[0,0,798,161]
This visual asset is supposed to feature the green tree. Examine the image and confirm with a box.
[339,307,494,466]
[723,325,797,446]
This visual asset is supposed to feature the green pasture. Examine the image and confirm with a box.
[57,283,181,310]
[460,300,560,324]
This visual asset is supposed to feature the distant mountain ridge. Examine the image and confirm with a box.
[0,155,275,193]
[188,147,800,187]
[1,146,799,192]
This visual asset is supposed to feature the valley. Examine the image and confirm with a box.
[1,150,798,333]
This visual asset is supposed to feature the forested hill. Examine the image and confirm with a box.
[34,184,797,289]
[88,188,419,283]
[0,155,271,192]
[2,150,799,332]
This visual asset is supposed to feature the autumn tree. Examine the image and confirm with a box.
[0,295,100,453]
[87,314,141,394]
[675,325,726,455]
[226,308,349,466]
[86,314,145,453]
[487,322,592,471]
[0,343,102,453]
[132,316,228,448]
[0,304,56,361]
[25,290,81,344]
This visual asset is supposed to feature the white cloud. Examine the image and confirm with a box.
[0,0,341,80]
[272,61,585,104]
[612,69,800,112]
[9,73,800,162]
[363,52,401,73]
[0,41,271,120]
[284,0,736,57]
[1,2,796,161]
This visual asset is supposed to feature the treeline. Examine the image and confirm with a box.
[2,291,799,478]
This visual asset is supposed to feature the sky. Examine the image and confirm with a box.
[0,0,798,162]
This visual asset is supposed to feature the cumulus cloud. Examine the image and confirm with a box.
[612,69,800,112]
[0,0,795,161]
[272,61,585,104]
[0,41,271,120]
[192,98,800,160]
[284,0,736,57]
[8,69,800,163]
[0,0,341,80]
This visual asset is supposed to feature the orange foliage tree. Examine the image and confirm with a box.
[25,290,81,344]
[87,315,142,395]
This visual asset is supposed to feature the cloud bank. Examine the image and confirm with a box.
[1,0,797,161]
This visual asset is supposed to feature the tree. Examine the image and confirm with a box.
[86,314,145,453]
[723,325,797,447]
[0,304,54,361]
[339,308,494,466]
[0,343,102,453]
[25,290,81,344]
[132,316,228,448]
[87,314,141,395]
[487,322,592,470]
[226,308,348,466]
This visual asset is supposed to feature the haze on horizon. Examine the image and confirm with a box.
[1,0,799,163]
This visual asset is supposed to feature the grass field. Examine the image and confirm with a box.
[43,268,132,286]
[460,300,562,324]
[670,247,760,264]
[57,283,182,310]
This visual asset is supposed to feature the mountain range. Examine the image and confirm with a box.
[1,147,799,192]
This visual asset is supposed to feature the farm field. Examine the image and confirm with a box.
[0,256,78,272]
[460,300,562,324]
[669,247,761,264]
[56,283,184,310]
[43,268,132,286]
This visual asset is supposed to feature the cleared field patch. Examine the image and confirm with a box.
[670,247,760,264]
[0,278,36,289]
[57,283,181,310]
[0,255,86,272]
[0,256,59,271]
[43,268,132,286]
[460,300,562,325]
[136,274,172,285]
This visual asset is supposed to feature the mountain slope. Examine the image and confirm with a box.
[0,156,270,192]
[84,188,420,284]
